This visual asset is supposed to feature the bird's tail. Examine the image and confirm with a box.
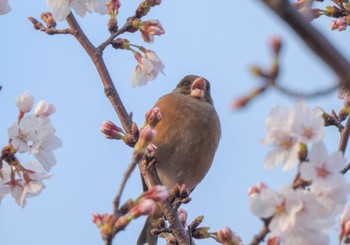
[137,216,158,245]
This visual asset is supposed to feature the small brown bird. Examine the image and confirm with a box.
[137,75,221,245]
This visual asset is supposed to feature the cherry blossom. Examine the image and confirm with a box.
[262,101,324,171]
[131,51,165,87]
[300,142,346,189]
[0,161,51,207]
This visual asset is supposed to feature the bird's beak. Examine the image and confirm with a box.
[190,77,206,98]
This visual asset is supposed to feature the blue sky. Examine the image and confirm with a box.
[1,1,350,244]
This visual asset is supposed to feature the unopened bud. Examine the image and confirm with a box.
[111,38,130,50]
[101,121,124,140]
[270,36,282,56]
[108,17,118,34]
[40,12,56,28]
[141,185,168,202]
[267,236,281,245]
[190,215,204,229]
[135,1,150,18]
[192,227,210,239]
[216,227,243,245]
[34,100,56,117]
[106,0,121,18]
[16,91,34,113]
[134,125,156,157]
[128,199,156,218]
[145,107,162,127]
[178,208,187,227]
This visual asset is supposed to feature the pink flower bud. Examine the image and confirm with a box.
[101,121,124,140]
[267,236,281,245]
[106,0,121,17]
[34,100,56,117]
[178,208,187,227]
[248,181,267,196]
[216,227,243,245]
[16,91,34,113]
[142,185,168,202]
[134,125,156,156]
[145,107,162,127]
[269,36,282,56]
[330,20,338,30]
[129,199,156,218]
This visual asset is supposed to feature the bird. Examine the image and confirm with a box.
[137,75,221,245]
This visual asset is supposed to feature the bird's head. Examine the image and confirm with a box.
[173,75,213,105]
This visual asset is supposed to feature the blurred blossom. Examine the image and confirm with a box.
[16,91,34,113]
[141,185,168,202]
[46,0,108,22]
[330,17,348,32]
[262,101,324,171]
[300,142,346,189]
[340,204,350,240]
[216,226,243,245]
[0,0,11,15]
[128,199,156,218]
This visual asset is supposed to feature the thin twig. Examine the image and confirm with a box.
[249,222,270,245]
[272,82,338,98]
[260,0,350,90]
[341,162,350,175]
[98,20,134,51]
[113,159,138,216]
[28,17,71,35]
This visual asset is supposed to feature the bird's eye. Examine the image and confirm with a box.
[183,81,191,88]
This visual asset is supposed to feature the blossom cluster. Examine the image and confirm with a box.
[1,91,62,207]
[249,101,350,244]
[46,0,108,22]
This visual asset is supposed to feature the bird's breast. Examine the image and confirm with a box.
[151,92,221,191]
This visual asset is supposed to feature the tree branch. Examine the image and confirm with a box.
[28,16,71,35]
[338,115,350,153]
[65,13,134,135]
[113,159,138,216]
[260,0,350,90]
[139,158,191,245]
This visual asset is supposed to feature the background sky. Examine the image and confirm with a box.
[1,1,350,245]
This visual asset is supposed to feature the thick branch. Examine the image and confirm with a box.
[260,0,350,90]
[338,115,350,153]
[140,158,191,245]
[65,13,133,134]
